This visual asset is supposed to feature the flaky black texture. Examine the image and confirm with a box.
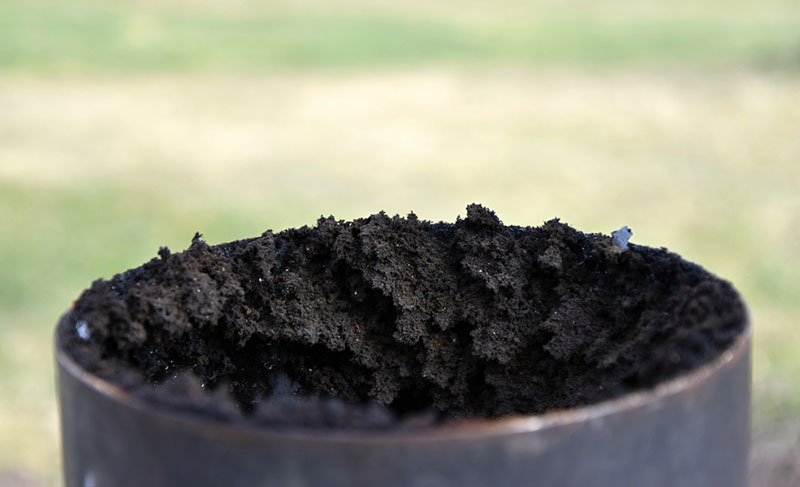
[59,205,746,429]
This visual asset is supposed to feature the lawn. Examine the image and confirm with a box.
[1,0,799,484]
[1,0,800,71]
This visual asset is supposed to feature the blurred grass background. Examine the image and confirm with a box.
[1,0,799,484]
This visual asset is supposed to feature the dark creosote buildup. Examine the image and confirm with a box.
[59,205,746,429]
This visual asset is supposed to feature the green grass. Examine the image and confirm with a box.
[1,2,800,71]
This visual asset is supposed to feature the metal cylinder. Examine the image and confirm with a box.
[56,315,751,487]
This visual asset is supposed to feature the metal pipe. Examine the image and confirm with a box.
[56,314,751,487]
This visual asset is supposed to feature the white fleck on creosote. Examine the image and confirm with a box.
[611,226,633,250]
[75,320,91,341]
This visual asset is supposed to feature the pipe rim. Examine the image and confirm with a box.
[56,311,751,444]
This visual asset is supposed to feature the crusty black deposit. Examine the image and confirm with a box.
[59,205,746,429]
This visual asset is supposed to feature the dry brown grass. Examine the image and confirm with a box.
[1,69,799,483]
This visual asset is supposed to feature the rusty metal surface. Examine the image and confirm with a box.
[57,316,751,487]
